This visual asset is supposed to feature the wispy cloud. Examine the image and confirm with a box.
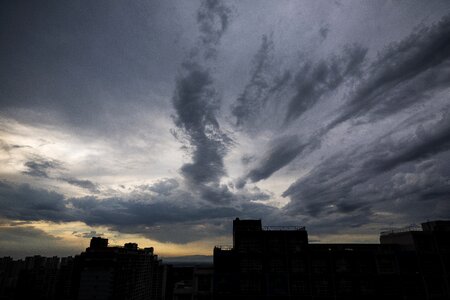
[282,109,450,227]
[329,15,450,127]
[285,44,367,123]
[231,35,289,128]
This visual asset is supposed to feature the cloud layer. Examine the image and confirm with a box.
[1,0,450,256]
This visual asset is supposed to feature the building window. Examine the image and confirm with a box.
[291,258,306,273]
[291,279,308,295]
[335,258,350,273]
[240,278,261,293]
[313,279,329,296]
[269,259,284,272]
[312,259,328,274]
[376,256,396,274]
[337,278,353,294]
[240,258,262,272]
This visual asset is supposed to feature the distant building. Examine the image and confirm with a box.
[15,255,60,300]
[171,265,213,300]
[214,218,450,300]
[0,256,24,300]
[380,220,450,299]
[74,237,163,300]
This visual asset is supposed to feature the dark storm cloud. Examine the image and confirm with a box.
[330,15,450,127]
[230,45,367,186]
[146,178,179,196]
[198,182,236,203]
[285,44,367,123]
[279,15,450,226]
[282,110,450,225]
[197,0,232,58]
[0,0,187,130]
[67,189,277,243]
[244,15,450,188]
[0,181,72,222]
[374,109,450,173]
[172,63,231,186]
[22,158,62,178]
[0,179,276,243]
[171,0,234,204]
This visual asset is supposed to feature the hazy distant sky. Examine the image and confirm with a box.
[1,0,450,258]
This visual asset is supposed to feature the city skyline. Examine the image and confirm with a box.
[1,0,450,258]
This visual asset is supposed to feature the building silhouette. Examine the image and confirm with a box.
[214,218,450,300]
[0,255,70,300]
[0,238,204,300]
[1,219,449,300]
[169,265,213,300]
[74,237,163,300]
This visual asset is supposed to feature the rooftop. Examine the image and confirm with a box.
[262,226,306,231]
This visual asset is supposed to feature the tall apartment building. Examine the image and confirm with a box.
[74,237,163,300]
[214,218,450,300]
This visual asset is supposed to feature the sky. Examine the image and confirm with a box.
[1,0,450,258]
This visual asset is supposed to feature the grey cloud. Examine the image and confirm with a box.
[68,189,188,221]
[264,14,450,205]
[236,186,272,202]
[172,63,231,187]
[68,195,241,243]
[170,0,233,203]
[243,132,323,185]
[246,135,306,183]
[285,44,367,123]
[282,110,450,227]
[282,150,369,218]
[73,230,104,239]
[319,24,330,39]
[197,0,232,58]
[241,154,255,165]
[123,222,230,244]
[235,14,449,190]
[0,225,79,258]
[196,182,272,204]
[0,181,72,222]
[331,14,450,127]
[0,180,239,243]
[232,35,280,127]
[0,0,189,132]
[22,158,62,178]
[0,180,281,244]
[147,178,179,196]
[60,177,100,194]
[198,183,236,204]
[0,140,30,153]
[22,156,100,193]
[374,109,450,173]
